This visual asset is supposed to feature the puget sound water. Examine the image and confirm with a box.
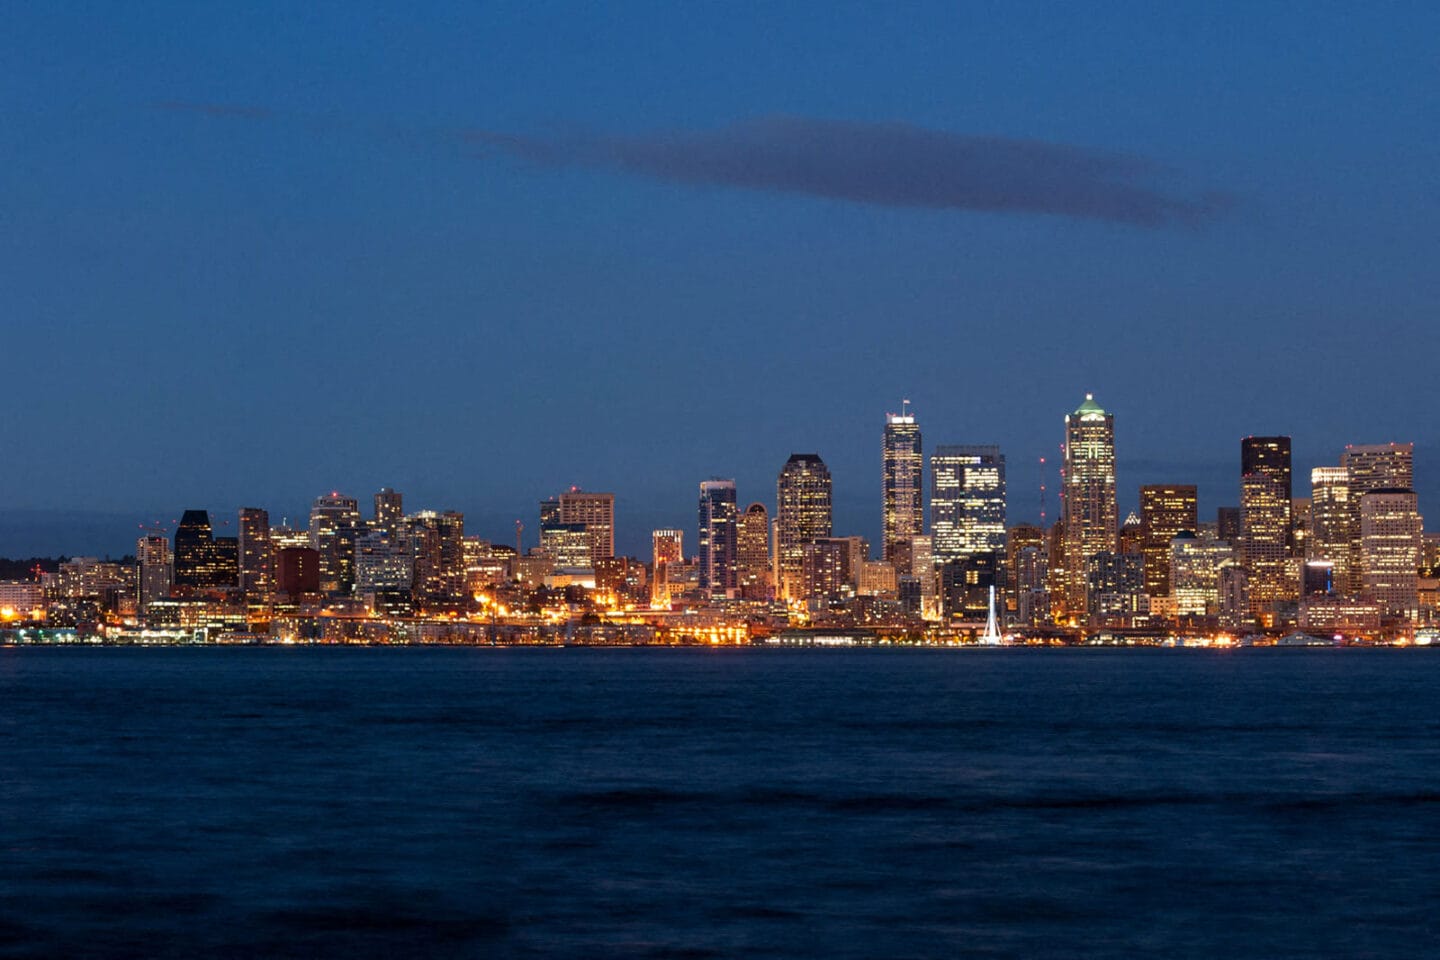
[3,647,1438,958]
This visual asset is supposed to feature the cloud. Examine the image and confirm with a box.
[467,117,1229,228]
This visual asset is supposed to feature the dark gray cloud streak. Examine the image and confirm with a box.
[467,117,1229,228]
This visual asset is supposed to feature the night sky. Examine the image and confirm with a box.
[4,2,1437,558]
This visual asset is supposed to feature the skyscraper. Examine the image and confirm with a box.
[1343,443,1414,599]
[557,489,616,565]
[1360,488,1422,621]
[736,502,773,599]
[1309,466,1353,595]
[1240,436,1294,608]
[237,507,272,599]
[173,509,228,590]
[650,529,684,607]
[697,480,739,598]
[1139,485,1197,599]
[374,488,404,537]
[882,402,923,568]
[136,534,173,611]
[310,492,362,594]
[1062,394,1118,615]
[930,445,1007,564]
[776,454,832,601]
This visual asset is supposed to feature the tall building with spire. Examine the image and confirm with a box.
[776,454,832,600]
[1240,436,1294,609]
[1061,394,1118,615]
[882,401,923,569]
[697,480,739,598]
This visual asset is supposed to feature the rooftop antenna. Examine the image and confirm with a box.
[1038,457,1048,527]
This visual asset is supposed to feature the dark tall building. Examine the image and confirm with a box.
[777,454,833,601]
[1240,436,1294,608]
[940,552,1001,621]
[238,507,272,599]
[697,480,739,598]
[1217,506,1241,545]
[173,509,230,590]
[213,536,239,588]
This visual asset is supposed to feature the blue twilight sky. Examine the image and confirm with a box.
[2,1,1438,558]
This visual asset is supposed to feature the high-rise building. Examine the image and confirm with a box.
[558,490,616,566]
[237,507,272,599]
[1309,466,1353,594]
[1216,506,1241,545]
[1343,443,1415,599]
[354,529,414,594]
[1005,523,1045,614]
[882,402,923,568]
[776,454,832,600]
[930,445,1006,564]
[1139,485,1197,599]
[1086,551,1147,622]
[1290,498,1312,560]
[136,535,173,611]
[1240,436,1294,609]
[736,502,772,599]
[1170,532,1235,617]
[1062,394,1118,614]
[172,512,237,590]
[1359,489,1422,621]
[409,510,466,599]
[374,488,404,537]
[309,493,362,594]
[698,480,739,598]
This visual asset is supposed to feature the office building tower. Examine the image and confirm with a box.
[1343,443,1415,596]
[1140,485,1198,599]
[409,510,466,598]
[309,492,362,594]
[1170,532,1235,617]
[931,445,1006,563]
[374,488,404,537]
[354,529,415,593]
[558,490,616,565]
[136,535,173,611]
[940,551,1001,621]
[777,454,833,600]
[1015,543,1049,626]
[172,509,218,590]
[1240,436,1294,609]
[1360,489,1422,621]
[736,502,773,599]
[1309,466,1353,594]
[1006,523,1045,613]
[276,546,321,597]
[213,536,239,587]
[1086,551,1147,622]
[1062,395,1118,614]
[910,534,936,618]
[1302,559,1336,597]
[1290,498,1312,559]
[882,402,923,568]
[698,480,739,597]
[237,507,272,599]
[801,538,851,602]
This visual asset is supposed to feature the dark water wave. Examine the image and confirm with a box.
[4,647,1440,958]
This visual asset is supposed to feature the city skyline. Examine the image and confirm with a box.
[4,4,1439,561]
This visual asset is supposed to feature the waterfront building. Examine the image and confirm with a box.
[1085,551,1147,622]
[777,454,833,600]
[930,444,1006,563]
[1062,394,1118,615]
[1140,485,1197,599]
[940,551,1001,621]
[881,402,923,568]
[698,480,739,598]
